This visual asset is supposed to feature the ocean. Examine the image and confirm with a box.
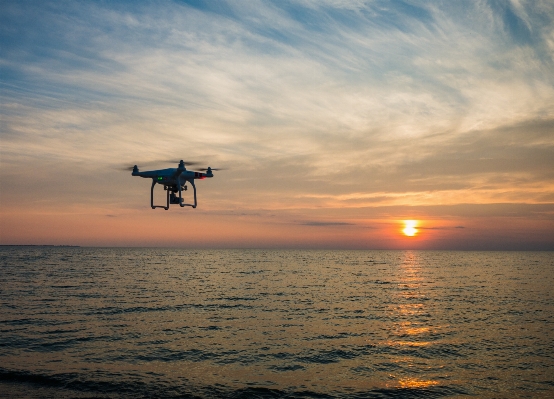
[0,247,552,398]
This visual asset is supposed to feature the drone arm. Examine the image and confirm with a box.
[135,170,159,178]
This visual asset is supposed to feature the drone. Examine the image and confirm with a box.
[131,160,218,210]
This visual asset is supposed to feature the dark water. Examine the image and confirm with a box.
[0,247,553,398]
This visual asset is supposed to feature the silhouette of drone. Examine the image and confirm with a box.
[131,160,219,210]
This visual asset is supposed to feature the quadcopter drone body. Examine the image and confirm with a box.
[132,160,214,210]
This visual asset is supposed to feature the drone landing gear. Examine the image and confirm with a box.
[150,179,197,210]
[151,180,169,210]
[177,179,197,208]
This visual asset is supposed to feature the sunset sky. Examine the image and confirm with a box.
[1,0,553,249]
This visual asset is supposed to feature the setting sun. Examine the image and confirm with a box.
[403,220,419,237]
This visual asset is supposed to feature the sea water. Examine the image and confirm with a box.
[0,247,552,398]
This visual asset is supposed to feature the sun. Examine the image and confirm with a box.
[402,220,418,237]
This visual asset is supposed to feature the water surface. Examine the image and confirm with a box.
[1,247,553,398]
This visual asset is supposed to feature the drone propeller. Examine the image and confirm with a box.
[196,167,226,171]
[167,160,200,166]
[119,160,200,171]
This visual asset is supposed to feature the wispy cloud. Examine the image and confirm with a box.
[299,221,355,226]
[1,0,553,248]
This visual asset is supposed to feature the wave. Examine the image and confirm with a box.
[0,368,466,398]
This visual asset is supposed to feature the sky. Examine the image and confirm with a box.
[1,0,553,250]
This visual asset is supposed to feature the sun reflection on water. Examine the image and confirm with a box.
[385,251,443,389]
[397,377,439,389]
[384,340,431,347]
[403,324,431,335]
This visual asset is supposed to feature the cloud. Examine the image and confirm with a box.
[1,0,553,248]
[299,221,355,226]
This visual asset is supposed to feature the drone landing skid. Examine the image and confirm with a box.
[150,179,197,210]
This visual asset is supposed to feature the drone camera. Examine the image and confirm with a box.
[169,192,184,205]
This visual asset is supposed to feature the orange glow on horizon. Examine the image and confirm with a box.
[402,220,419,237]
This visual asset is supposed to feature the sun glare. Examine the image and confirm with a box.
[403,220,418,237]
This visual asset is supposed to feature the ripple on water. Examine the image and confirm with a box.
[0,248,553,398]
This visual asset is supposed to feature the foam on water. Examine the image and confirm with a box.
[0,247,553,398]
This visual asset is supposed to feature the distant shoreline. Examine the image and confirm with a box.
[0,245,81,247]
[0,245,552,251]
